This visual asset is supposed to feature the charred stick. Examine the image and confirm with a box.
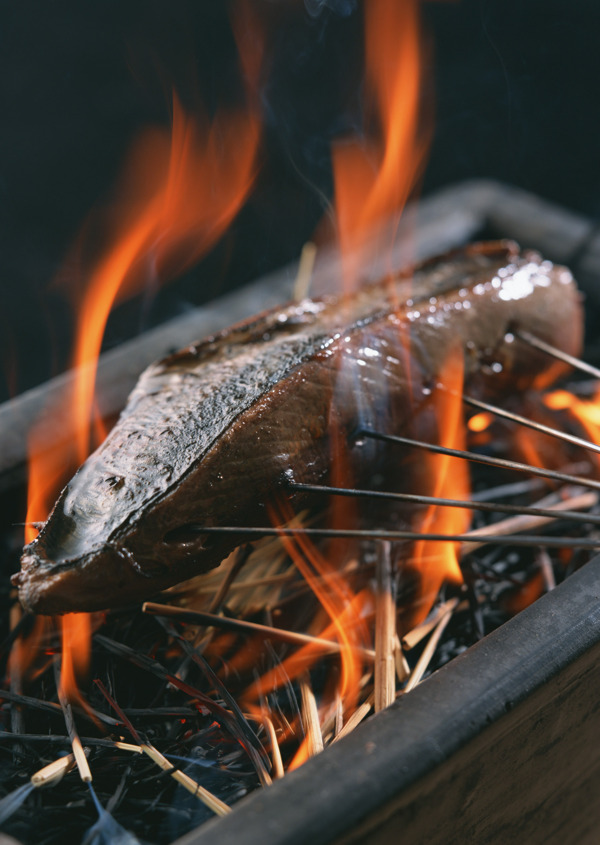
[95,677,231,813]
[360,429,600,492]
[152,616,272,787]
[0,608,35,661]
[95,633,273,783]
[142,602,376,661]
[55,681,92,783]
[0,688,120,727]
[8,602,25,759]
[0,731,140,752]
[289,481,600,526]
[122,706,196,717]
[374,542,396,713]
[401,598,460,651]
[404,604,456,693]
[52,661,98,786]
[262,715,284,779]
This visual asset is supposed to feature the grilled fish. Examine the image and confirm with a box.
[15,241,583,613]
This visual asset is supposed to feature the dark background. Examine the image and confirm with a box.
[1,0,599,403]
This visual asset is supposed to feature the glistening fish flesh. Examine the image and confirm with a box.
[15,241,583,613]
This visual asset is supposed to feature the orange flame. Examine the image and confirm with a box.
[260,499,370,710]
[243,0,432,745]
[409,347,470,626]
[71,99,260,464]
[241,578,371,710]
[502,571,545,616]
[332,0,429,288]
[468,411,493,433]
[7,613,54,686]
[544,388,600,459]
[23,19,263,703]
[235,497,371,751]
[58,613,92,707]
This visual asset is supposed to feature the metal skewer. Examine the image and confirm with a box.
[196,525,600,550]
[288,481,600,526]
[515,330,600,380]
[359,429,600,492]
[462,393,600,456]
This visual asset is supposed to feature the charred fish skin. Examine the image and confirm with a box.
[16,242,583,614]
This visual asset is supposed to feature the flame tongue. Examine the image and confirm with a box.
[408,347,470,628]
[22,11,264,703]
[59,613,92,705]
[332,0,428,289]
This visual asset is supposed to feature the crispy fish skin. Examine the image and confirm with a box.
[16,241,583,613]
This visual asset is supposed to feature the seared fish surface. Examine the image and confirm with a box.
[16,242,583,613]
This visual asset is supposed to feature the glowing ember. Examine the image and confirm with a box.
[58,613,92,705]
[468,411,493,433]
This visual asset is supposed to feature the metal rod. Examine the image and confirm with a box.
[460,490,598,555]
[30,753,77,788]
[289,481,600,526]
[194,525,600,550]
[516,330,600,380]
[360,429,600,492]
[462,393,600,456]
